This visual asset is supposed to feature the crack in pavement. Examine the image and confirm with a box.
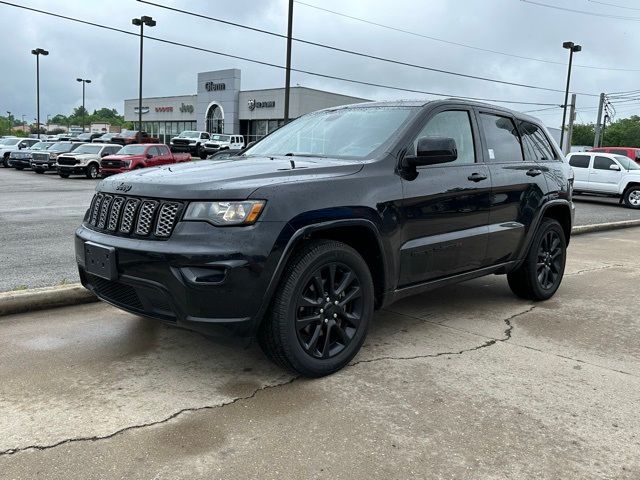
[349,306,536,366]
[0,376,299,457]
[565,263,624,276]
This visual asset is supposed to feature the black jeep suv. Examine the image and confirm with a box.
[75,100,574,377]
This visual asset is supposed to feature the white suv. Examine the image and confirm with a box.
[567,152,640,209]
[203,134,245,156]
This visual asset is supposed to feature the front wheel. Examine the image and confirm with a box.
[59,173,70,179]
[34,169,44,174]
[86,164,99,179]
[259,240,374,377]
[2,156,8,168]
[623,186,640,209]
[507,218,566,301]
[15,167,24,171]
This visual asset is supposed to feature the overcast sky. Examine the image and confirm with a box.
[1,0,640,128]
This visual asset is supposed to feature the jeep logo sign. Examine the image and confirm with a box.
[205,82,226,92]
[248,99,275,111]
[179,103,194,114]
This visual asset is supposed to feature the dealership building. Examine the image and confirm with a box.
[124,68,369,144]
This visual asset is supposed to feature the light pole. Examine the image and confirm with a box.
[6,111,12,134]
[31,48,49,139]
[559,41,581,151]
[132,16,156,139]
[76,78,91,132]
[21,115,26,133]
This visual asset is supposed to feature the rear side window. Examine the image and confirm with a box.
[568,155,590,168]
[518,121,557,162]
[479,113,523,162]
[593,156,616,170]
[158,145,170,155]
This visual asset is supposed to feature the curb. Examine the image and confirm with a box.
[1,220,639,318]
[0,284,97,317]
[572,219,640,236]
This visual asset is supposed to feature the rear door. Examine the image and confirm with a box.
[477,110,548,265]
[567,154,591,190]
[588,156,622,193]
[398,106,491,286]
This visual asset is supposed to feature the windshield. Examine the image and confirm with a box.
[244,106,417,159]
[73,144,102,155]
[178,131,199,138]
[118,130,137,138]
[615,155,640,170]
[1,138,21,146]
[115,145,146,155]
[49,142,74,152]
[100,133,115,138]
[30,142,50,150]
[77,133,92,139]
[210,134,230,142]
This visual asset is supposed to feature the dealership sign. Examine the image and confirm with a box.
[133,106,149,114]
[248,99,275,111]
[205,82,226,92]
[155,106,173,112]
[180,103,194,113]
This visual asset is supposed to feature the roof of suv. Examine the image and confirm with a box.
[568,151,623,159]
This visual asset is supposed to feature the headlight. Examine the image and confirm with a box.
[122,160,131,168]
[49,153,58,159]
[184,200,266,226]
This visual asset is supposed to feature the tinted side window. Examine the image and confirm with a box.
[159,145,170,155]
[568,155,590,168]
[518,121,557,162]
[593,156,615,170]
[413,110,475,165]
[479,113,523,162]
[202,133,209,140]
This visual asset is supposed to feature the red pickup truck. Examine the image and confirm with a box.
[110,130,160,146]
[99,144,191,177]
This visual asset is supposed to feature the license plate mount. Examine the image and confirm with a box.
[84,242,117,280]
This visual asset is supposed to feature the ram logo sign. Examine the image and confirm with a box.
[248,99,275,111]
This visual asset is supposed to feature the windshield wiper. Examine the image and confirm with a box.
[283,152,326,158]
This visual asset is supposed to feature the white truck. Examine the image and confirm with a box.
[567,151,640,209]
[56,143,121,179]
[169,131,210,159]
[203,134,245,156]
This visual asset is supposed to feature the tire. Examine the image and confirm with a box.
[16,167,24,171]
[34,169,44,174]
[507,218,566,301]
[258,239,374,377]
[197,144,207,160]
[86,164,99,179]
[623,186,640,209]
[2,156,8,168]
[59,173,70,179]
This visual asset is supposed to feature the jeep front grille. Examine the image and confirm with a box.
[86,194,183,239]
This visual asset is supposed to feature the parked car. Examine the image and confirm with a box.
[1,137,40,167]
[76,100,573,377]
[72,132,103,143]
[56,143,122,179]
[567,152,640,208]
[169,131,210,159]
[30,141,83,173]
[92,133,119,143]
[99,144,191,177]
[589,146,640,164]
[203,134,244,156]
[7,141,55,169]
[110,130,159,146]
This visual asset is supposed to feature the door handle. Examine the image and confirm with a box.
[467,172,488,182]
[526,168,543,177]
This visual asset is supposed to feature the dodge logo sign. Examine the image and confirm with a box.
[116,182,132,192]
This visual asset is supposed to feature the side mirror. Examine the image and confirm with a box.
[609,164,621,171]
[403,137,457,168]
[101,152,108,158]
[146,153,153,159]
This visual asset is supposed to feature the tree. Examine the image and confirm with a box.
[571,123,595,146]
[602,116,640,147]
[50,114,67,125]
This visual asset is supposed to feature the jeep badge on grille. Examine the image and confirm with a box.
[116,182,132,192]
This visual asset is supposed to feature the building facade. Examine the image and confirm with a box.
[124,68,368,144]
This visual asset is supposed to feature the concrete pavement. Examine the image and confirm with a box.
[0,228,639,479]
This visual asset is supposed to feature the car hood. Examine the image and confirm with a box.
[97,155,364,199]
[59,153,98,158]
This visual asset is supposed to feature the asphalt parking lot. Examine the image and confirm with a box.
[1,166,640,292]
[0,228,638,479]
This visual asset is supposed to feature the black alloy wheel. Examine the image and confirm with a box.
[295,262,363,359]
[536,230,562,290]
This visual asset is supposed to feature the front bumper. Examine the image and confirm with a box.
[8,158,31,168]
[57,165,88,175]
[171,144,198,153]
[99,167,130,177]
[31,161,56,171]
[75,220,291,337]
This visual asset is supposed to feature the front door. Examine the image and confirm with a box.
[588,156,622,194]
[477,111,548,265]
[398,108,491,286]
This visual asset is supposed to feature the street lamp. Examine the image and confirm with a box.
[21,115,26,133]
[76,78,91,132]
[559,41,581,152]
[31,48,49,139]
[132,15,156,139]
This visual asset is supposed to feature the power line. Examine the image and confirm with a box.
[137,0,598,96]
[296,0,640,72]
[520,0,640,21]
[0,0,560,106]
[586,0,640,12]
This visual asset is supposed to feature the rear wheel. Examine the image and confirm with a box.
[86,164,99,179]
[2,156,8,167]
[258,240,374,377]
[15,167,24,171]
[507,218,566,301]
[623,186,640,209]
[59,173,70,179]
[34,169,44,174]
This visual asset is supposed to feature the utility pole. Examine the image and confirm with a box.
[601,114,609,146]
[283,0,294,123]
[593,92,605,148]
[565,93,577,154]
[559,41,581,151]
